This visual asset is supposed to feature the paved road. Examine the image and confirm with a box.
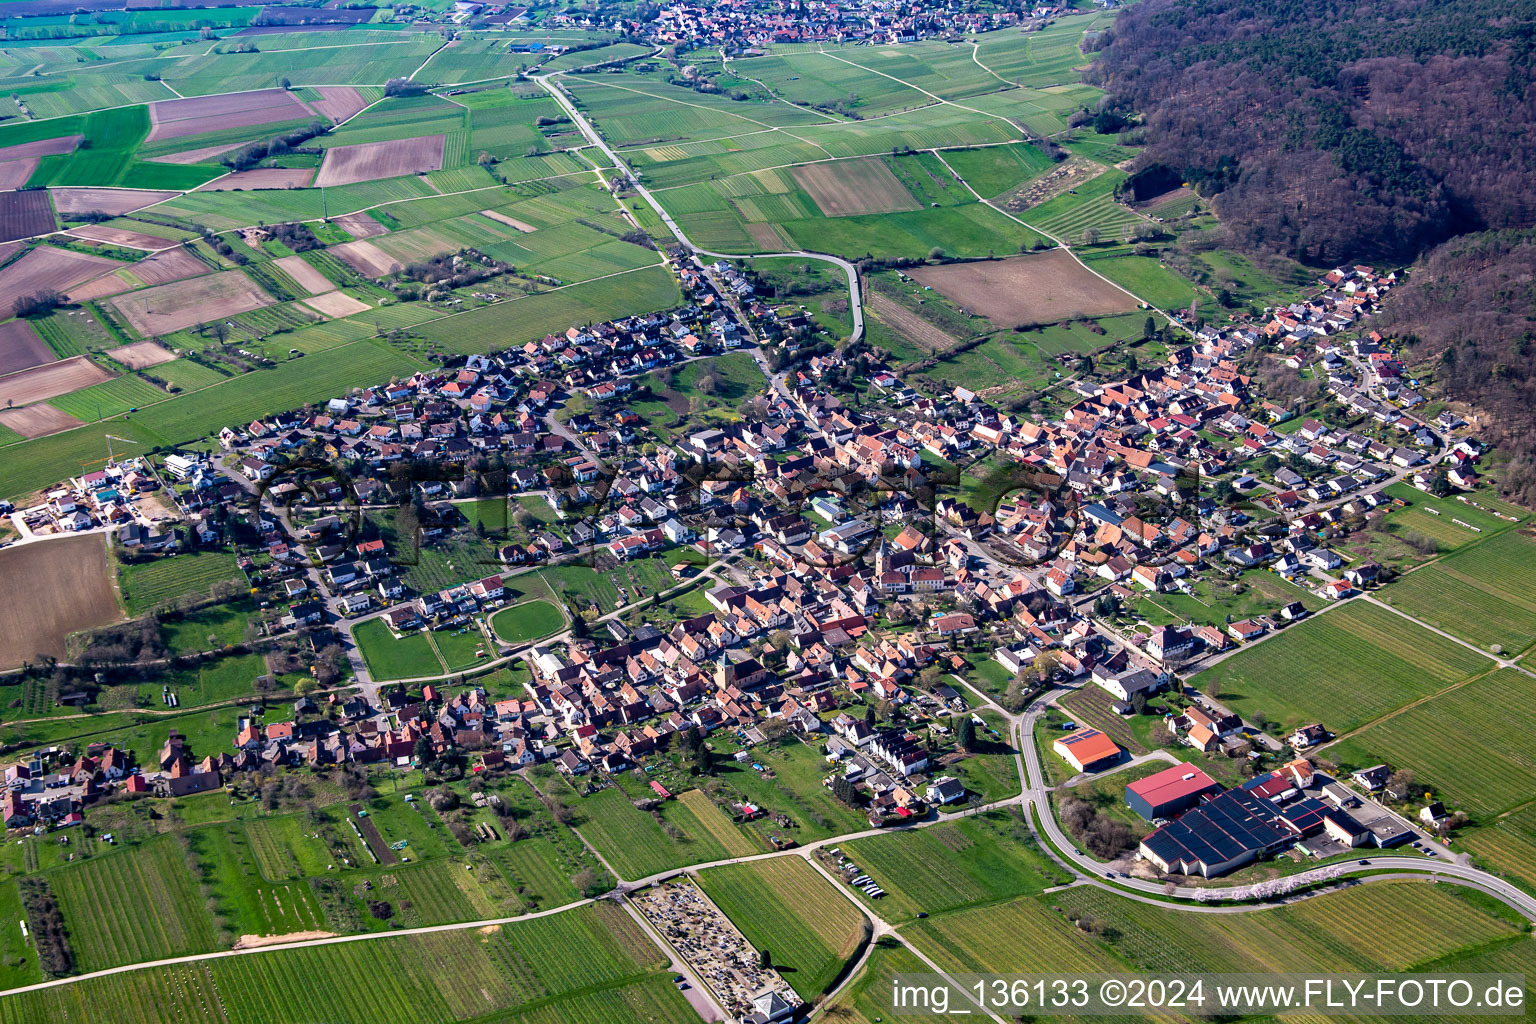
[535,72,865,347]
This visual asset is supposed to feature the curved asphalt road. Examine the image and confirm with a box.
[1014,685,1536,920]
[535,72,865,346]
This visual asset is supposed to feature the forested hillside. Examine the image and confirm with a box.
[1091,0,1536,265]
[1377,231,1536,506]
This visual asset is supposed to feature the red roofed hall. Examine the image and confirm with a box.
[1052,728,1124,773]
[1125,763,1221,820]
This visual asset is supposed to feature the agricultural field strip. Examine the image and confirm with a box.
[0,893,663,1003]
[557,76,838,159]
[810,48,1021,125]
[967,41,1015,88]
[644,137,1040,195]
[17,38,449,88]
[0,197,657,449]
[155,168,600,236]
[925,147,1153,314]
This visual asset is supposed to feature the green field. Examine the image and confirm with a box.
[1,340,425,502]
[411,266,679,356]
[48,373,168,422]
[942,142,1055,199]
[839,809,1064,922]
[1375,529,1536,655]
[1329,668,1536,818]
[896,881,1527,1005]
[1133,569,1324,629]
[1048,882,1522,974]
[49,834,222,970]
[1190,600,1491,733]
[189,824,327,939]
[1462,802,1536,891]
[569,786,736,880]
[352,617,446,681]
[1078,252,1197,309]
[117,549,244,616]
[0,900,683,1024]
[1020,168,1145,244]
[698,857,866,1000]
[488,599,565,644]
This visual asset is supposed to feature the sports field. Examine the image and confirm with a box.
[353,617,446,681]
[487,599,565,645]
[1190,600,1492,733]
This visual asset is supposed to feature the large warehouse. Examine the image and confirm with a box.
[1125,763,1220,820]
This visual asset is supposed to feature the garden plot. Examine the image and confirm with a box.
[111,270,275,336]
[909,250,1139,324]
[314,135,446,187]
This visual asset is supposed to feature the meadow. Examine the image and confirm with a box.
[1190,600,1491,733]
[697,857,866,1000]
[1077,251,1198,310]
[1133,569,1324,629]
[942,141,1055,199]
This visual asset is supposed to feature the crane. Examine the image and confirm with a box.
[79,434,140,471]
